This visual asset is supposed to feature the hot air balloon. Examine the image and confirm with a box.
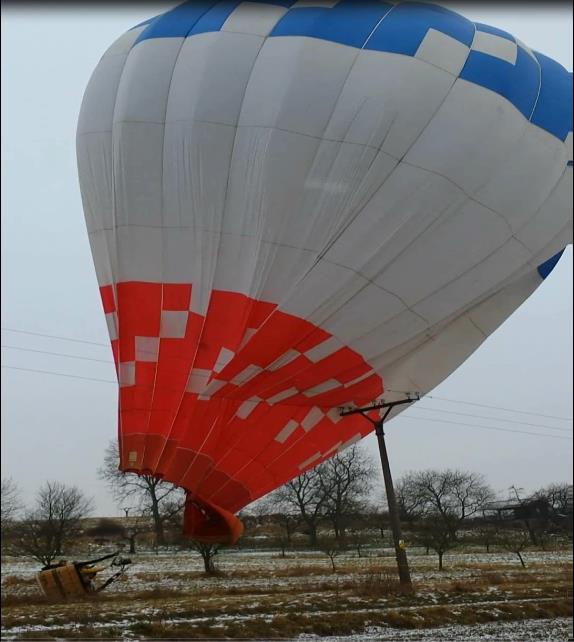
[77,0,572,545]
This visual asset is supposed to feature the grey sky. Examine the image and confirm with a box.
[1,3,572,517]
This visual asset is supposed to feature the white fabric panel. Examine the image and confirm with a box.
[282,260,368,320]
[112,122,163,228]
[105,312,118,341]
[304,336,344,363]
[222,2,288,36]
[321,283,405,343]
[301,407,323,431]
[471,30,517,65]
[412,238,532,325]
[474,126,567,229]
[275,420,299,444]
[104,26,147,57]
[86,230,116,287]
[267,388,298,404]
[166,32,264,126]
[404,80,527,195]
[114,38,183,123]
[468,270,540,336]
[323,50,456,159]
[415,28,470,76]
[119,362,135,387]
[350,309,428,363]
[237,397,262,419]
[323,164,467,275]
[515,38,536,61]
[135,336,160,362]
[382,266,544,404]
[373,199,512,307]
[516,171,573,251]
[77,55,130,135]
[115,226,163,283]
[239,37,357,138]
[160,311,188,339]
[214,348,235,373]
[186,369,211,394]
[78,134,115,233]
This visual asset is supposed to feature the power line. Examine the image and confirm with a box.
[386,387,572,421]
[1,345,113,364]
[2,364,572,442]
[425,395,572,422]
[1,327,109,348]
[1,365,116,385]
[398,412,572,441]
[2,328,571,424]
[414,405,572,433]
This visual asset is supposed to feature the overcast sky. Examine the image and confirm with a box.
[1,2,572,517]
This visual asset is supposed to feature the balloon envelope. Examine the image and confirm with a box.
[77,0,572,542]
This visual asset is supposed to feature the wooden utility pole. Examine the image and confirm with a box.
[340,396,418,590]
[374,418,411,586]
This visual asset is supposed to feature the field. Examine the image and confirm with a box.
[1,546,572,640]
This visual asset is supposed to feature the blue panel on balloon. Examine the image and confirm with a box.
[530,53,573,142]
[537,249,565,280]
[460,46,540,118]
[271,1,394,49]
[135,2,219,43]
[474,22,515,42]
[365,2,474,56]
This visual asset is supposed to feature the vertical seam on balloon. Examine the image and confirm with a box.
[109,36,146,468]
[527,51,543,122]
[258,19,478,354]
[140,2,221,476]
[242,4,396,309]
[360,1,396,50]
[200,40,374,497]
[225,20,480,432]
[174,31,274,494]
[307,19,478,270]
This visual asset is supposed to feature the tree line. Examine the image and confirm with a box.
[1,442,571,573]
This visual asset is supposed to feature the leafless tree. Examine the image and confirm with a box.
[534,482,572,515]
[319,537,344,573]
[1,478,21,534]
[99,441,185,546]
[495,526,531,568]
[15,481,93,566]
[190,541,221,574]
[320,446,374,540]
[476,524,498,553]
[397,469,494,570]
[270,468,327,546]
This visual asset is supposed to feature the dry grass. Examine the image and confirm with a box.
[2,549,572,639]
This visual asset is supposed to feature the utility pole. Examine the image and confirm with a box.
[340,395,418,589]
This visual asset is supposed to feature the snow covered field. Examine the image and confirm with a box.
[2,547,572,640]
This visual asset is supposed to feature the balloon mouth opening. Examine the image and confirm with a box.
[183,493,244,545]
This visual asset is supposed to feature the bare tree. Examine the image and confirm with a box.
[99,441,185,547]
[320,446,374,540]
[476,524,498,554]
[319,537,344,573]
[495,526,531,568]
[190,541,221,574]
[397,469,494,570]
[270,468,327,546]
[15,481,93,566]
[533,482,572,515]
[1,478,21,534]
